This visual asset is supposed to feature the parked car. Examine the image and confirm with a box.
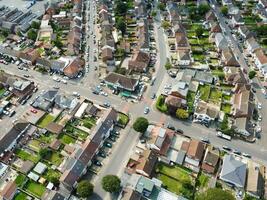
[242,153,251,158]
[104,142,112,148]
[167,124,175,131]
[257,103,262,110]
[23,74,29,78]
[222,146,232,151]
[201,138,210,144]
[94,160,102,166]
[175,128,184,134]
[144,107,149,114]
[151,93,156,99]
[98,151,106,158]
[30,109,37,114]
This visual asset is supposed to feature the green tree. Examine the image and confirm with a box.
[198,4,210,16]
[27,29,37,40]
[157,2,165,11]
[165,60,172,70]
[161,20,171,30]
[77,180,94,198]
[133,117,149,133]
[195,26,204,38]
[49,177,60,187]
[31,21,40,29]
[101,175,121,193]
[151,10,157,17]
[115,1,128,15]
[196,188,235,200]
[39,148,51,159]
[116,17,126,35]
[176,109,189,119]
[249,70,256,79]
[221,6,228,16]
[2,30,9,37]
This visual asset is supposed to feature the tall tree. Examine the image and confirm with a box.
[101,175,121,193]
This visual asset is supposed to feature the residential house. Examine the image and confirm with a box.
[220,154,247,188]
[232,14,245,27]
[63,57,84,78]
[175,35,190,50]
[127,149,158,177]
[210,22,222,33]
[167,2,181,24]
[42,191,66,200]
[222,0,232,6]
[146,126,175,156]
[184,139,205,171]
[245,37,260,55]
[201,146,220,174]
[224,67,246,85]
[104,72,139,93]
[102,46,114,63]
[19,49,40,65]
[231,83,252,118]
[0,181,17,200]
[253,49,267,70]
[0,121,29,156]
[128,50,150,73]
[194,101,220,122]
[32,90,58,111]
[194,71,214,84]
[258,0,267,9]
[221,47,240,66]
[60,108,117,190]
[50,60,66,73]
[165,95,187,115]
[136,19,150,52]
[228,6,240,16]
[246,162,265,199]
[177,50,191,66]
[205,10,216,22]
[232,117,251,137]
[170,81,189,99]
[214,33,228,51]
[36,58,52,71]
[238,26,254,39]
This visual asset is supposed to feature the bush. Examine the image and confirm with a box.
[176,109,189,120]
[165,60,172,70]
[156,95,168,112]
[133,117,149,133]
[101,175,121,193]
[77,180,94,198]
[83,122,93,129]
[196,188,235,200]
[39,148,51,159]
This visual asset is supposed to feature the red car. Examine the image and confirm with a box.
[30,109,37,114]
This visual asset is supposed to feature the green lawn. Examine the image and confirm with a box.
[199,84,211,101]
[39,132,56,144]
[24,181,46,198]
[59,133,76,144]
[187,91,195,114]
[156,163,194,199]
[38,114,55,128]
[118,113,129,126]
[14,192,28,200]
[43,168,61,182]
[197,172,209,188]
[15,174,26,187]
[15,149,40,163]
[82,117,96,129]
[209,88,222,103]
[222,94,231,101]
[221,103,232,114]
[0,88,5,97]
[65,124,89,140]
[211,69,224,77]
[45,151,63,166]
[28,140,41,152]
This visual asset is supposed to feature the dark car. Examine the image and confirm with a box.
[104,142,112,148]
[94,160,102,166]
[167,124,175,130]
[109,136,116,142]
[175,128,184,134]
[98,151,106,158]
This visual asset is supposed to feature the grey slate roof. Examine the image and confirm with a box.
[220,154,247,188]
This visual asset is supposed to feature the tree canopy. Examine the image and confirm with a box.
[248,70,256,79]
[133,117,149,133]
[116,16,126,35]
[27,29,37,41]
[221,6,228,16]
[195,27,204,38]
[39,148,51,159]
[77,180,94,198]
[196,188,235,200]
[101,175,121,193]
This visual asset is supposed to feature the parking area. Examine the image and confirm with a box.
[90,127,121,173]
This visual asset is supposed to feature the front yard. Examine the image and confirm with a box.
[58,133,76,144]
[37,114,55,128]
[156,95,168,113]
[156,163,194,199]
